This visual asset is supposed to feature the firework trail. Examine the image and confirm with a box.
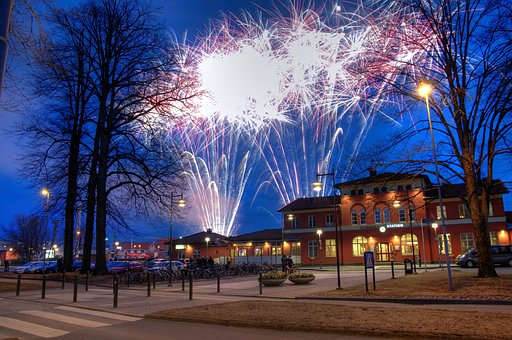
[159,0,429,235]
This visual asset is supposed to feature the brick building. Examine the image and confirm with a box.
[278,172,510,266]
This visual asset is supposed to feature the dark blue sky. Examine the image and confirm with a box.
[1,0,510,241]
[0,0,281,239]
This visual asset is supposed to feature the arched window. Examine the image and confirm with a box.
[374,208,382,224]
[360,209,366,224]
[400,234,418,255]
[352,236,368,257]
[383,207,390,223]
[351,205,366,225]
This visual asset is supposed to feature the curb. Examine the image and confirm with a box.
[297,296,512,305]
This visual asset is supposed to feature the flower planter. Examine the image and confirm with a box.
[259,278,286,286]
[288,276,315,284]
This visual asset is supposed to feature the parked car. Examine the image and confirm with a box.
[72,261,96,271]
[34,261,58,274]
[107,261,143,273]
[13,261,43,274]
[456,245,512,267]
[148,259,185,270]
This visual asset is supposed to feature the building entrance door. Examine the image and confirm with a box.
[376,243,393,262]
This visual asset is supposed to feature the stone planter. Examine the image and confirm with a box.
[288,276,315,284]
[259,278,286,286]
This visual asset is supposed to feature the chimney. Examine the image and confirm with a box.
[369,168,377,177]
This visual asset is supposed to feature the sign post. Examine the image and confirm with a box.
[364,251,376,292]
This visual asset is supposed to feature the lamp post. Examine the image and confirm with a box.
[205,237,210,258]
[393,199,417,273]
[432,223,442,268]
[316,229,323,269]
[169,193,186,286]
[41,189,50,265]
[313,170,341,289]
[419,84,453,289]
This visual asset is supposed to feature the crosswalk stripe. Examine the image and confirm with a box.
[55,305,142,322]
[20,310,110,328]
[0,316,69,338]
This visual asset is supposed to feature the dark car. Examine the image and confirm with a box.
[72,261,96,271]
[456,245,512,267]
[34,261,58,274]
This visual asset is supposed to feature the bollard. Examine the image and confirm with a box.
[153,271,156,290]
[16,274,21,296]
[147,272,151,297]
[85,271,89,292]
[259,272,262,295]
[113,274,119,308]
[217,273,220,293]
[61,271,66,289]
[391,260,395,279]
[181,271,185,292]
[189,274,193,300]
[73,274,78,302]
[41,274,47,299]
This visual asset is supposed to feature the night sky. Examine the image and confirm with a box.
[1,0,510,241]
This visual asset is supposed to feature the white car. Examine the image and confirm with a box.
[13,261,43,274]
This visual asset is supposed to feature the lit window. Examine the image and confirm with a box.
[436,206,447,220]
[352,236,368,257]
[325,239,336,257]
[400,234,418,255]
[489,231,499,246]
[438,234,452,255]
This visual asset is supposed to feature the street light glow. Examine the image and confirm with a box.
[312,181,323,192]
[178,199,186,207]
[418,83,432,98]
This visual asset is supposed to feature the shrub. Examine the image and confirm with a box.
[289,272,315,278]
[260,272,287,280]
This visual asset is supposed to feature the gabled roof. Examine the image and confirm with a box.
[170,231,229,245]
[230,229,283,242]
[336,172,431,188]
[423,181,508,199]
[278,196,339,212]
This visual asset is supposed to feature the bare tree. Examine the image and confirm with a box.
[2,214,48,262]
[21,0,191,274]
[371,0,512,278]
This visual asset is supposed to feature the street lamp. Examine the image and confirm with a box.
[205,237,210,258]
[419,83,453,289]
[316,229,323,269]
[393,199,417,273]
[40,188,50,265]
[169,192,186,286]
[432,222,442,268]
[313,170,341,289]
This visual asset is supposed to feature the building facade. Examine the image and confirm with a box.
[278,172,510,266]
